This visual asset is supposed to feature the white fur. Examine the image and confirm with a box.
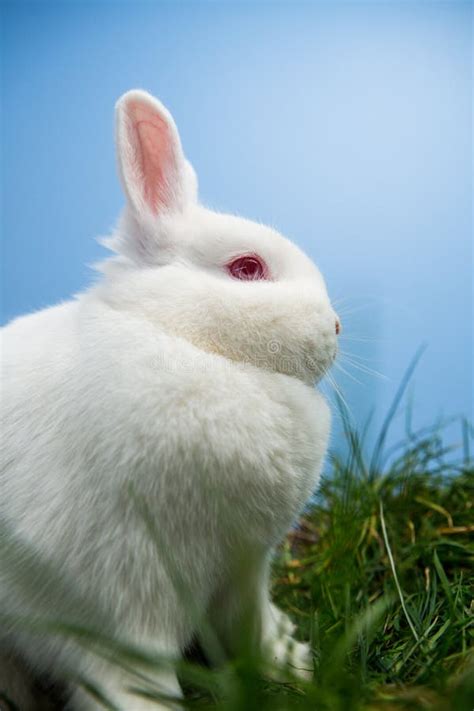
[0,90,338,709]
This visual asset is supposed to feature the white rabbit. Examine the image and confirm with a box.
[0,90,339,710]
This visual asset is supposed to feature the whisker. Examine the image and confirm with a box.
[325,371,354,420]
[342,355,386,376]
[339,355,388,380]
[332,296,375,308]
[335,302,376,317]
[339,335,382,344]
[331,296,354,308]
[339,350,382,364]
[334,361,364,386]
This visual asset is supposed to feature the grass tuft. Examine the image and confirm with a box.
[265,414,473,711]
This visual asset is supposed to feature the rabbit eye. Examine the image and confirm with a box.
[226,254,268,281]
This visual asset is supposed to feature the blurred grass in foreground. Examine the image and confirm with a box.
[1,363,473,710]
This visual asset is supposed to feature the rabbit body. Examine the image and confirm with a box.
[0,91,337,710]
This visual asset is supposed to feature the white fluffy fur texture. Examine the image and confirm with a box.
[0,90,338,710]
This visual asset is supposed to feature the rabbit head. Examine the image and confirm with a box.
[102,90,339,384]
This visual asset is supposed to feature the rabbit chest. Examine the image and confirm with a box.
[74,318,331,555]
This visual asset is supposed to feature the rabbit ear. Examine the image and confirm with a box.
[115,90,190,217]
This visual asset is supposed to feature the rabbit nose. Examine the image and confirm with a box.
[335,319,341,335]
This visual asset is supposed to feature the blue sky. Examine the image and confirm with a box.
[2,1,472,453]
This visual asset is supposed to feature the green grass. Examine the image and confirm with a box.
[177,409,473,711]
[268,428,473,710]
[1,376,473,710]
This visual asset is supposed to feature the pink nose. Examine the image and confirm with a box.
[335,319,341,335]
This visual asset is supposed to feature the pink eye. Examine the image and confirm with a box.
[226,254,268,281]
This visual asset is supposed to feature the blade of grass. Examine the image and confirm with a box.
[433,550,457,619]
[379,500,419,643]
[370,344,427,477]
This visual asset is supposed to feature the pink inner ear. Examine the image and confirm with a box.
[127,101,177,214]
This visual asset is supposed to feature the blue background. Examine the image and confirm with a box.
[2,1,472,454]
